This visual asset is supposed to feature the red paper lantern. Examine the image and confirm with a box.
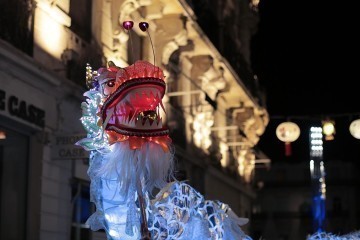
[276,122,301,156]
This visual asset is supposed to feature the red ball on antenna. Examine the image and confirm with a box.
[139,22,149,32]
[123,21,134,30]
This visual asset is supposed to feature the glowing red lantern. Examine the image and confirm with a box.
[276,122,300,156]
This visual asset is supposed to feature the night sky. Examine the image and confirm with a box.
[250,0,360,163]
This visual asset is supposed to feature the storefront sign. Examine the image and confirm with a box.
[51,134,89,160]
[0,89,45,128]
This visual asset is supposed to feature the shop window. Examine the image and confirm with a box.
[0,127,29,240]
[71,179,95,240]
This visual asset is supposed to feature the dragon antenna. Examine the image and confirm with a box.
[139,22,156,67]
[122,21,135,66]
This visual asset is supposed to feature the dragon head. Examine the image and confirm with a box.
[84,60,171,151]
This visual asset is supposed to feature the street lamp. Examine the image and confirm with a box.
[322,119,335,141]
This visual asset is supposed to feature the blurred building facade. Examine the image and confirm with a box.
[252,160,360,240]
[0,0,268,239]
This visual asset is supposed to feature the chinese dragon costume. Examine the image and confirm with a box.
[76,21,360,240]
[76,21,251,240]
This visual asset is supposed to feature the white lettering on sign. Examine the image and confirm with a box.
[56,135,84,145]
[51,134,89,160]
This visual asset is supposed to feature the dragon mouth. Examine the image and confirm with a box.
[101,78,168,137]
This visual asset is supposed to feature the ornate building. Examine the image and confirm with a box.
[0,0,268,239]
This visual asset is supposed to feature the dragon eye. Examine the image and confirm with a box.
[106,80,115,87]
[101,79,116,96]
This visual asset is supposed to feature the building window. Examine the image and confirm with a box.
[0,0,34,55]
[69,0,92,41]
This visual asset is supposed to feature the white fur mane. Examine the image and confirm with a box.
[96,141,175,199]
